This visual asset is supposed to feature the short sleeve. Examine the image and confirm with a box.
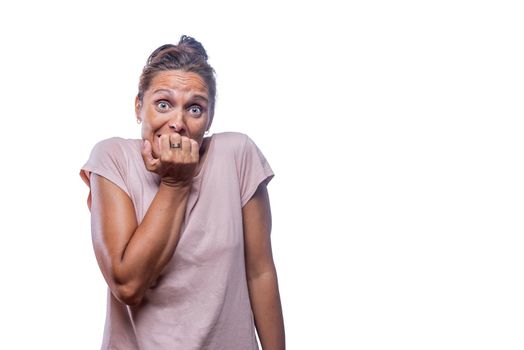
[239,135,274,207]
[79,137,130,210]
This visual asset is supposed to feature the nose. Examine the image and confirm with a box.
[168,115,186,134]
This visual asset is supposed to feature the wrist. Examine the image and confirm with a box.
[159,178,192,191]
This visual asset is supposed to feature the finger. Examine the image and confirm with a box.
[180,136,191,157]
[189,139,199,162]
[168,133,182,152]
[141,140,159,171]
[159,134,172,161]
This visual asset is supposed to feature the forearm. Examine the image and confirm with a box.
[248,269,285,350]
[115,183,189,297]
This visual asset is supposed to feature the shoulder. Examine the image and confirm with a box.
[211,131,269,167]
[90,137,141,159]
[85,137,142,173]
[212,132,250,147]
[92,137,140,151]
[211,132,259,154]
[211,132,260,160]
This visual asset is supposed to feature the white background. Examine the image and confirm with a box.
[0,1,523,349]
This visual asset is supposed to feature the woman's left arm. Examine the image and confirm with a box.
[243,183,285,350]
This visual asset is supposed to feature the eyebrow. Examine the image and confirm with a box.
[152,89,209,103]
[191,95,209,103]
[152,88,173,95]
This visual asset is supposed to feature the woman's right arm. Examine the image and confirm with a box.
[90,176,189,306]
[89,135,198,306]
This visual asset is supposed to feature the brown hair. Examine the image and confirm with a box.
[138,35,217,118]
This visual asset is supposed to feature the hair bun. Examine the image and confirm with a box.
[178,35,208,61]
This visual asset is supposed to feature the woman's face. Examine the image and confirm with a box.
[135,70,211,158]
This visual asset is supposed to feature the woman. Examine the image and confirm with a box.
[80,35,285,350]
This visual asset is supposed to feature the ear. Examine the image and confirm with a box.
[135,95,141,119]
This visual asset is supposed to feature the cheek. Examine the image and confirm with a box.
[140,115,163,151]
[141,111,164,136]
[140,122,155,139]
[189,125,207,143]
[190,115,209,132]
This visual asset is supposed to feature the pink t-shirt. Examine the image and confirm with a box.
[80,132,273,350]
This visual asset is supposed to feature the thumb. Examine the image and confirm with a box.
[141,139,159,171]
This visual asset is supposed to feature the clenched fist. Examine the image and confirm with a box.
[141,133,199,188]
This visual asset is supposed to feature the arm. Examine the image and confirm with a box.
[243,184,285,350]
[90,176,189,306]
[90,135,198,306]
